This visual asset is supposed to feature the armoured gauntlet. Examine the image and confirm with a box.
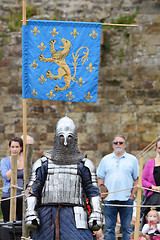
[24,195,40,230]
[88,196,102,231]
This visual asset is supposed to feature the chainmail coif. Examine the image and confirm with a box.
[51,135,85,165]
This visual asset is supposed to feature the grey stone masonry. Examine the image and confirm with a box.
[0,0,160,172]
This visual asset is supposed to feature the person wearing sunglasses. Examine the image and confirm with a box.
[97,135,139,240]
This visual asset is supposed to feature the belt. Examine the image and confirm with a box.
[55,205,62,240]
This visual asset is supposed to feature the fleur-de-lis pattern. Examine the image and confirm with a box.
[31,89,38,97]
[38,75,47,84]
[47,90,55,99]
[89,30,98,39]
[38,42,46,51]
[50,28,59,37]
[66,91,74,100]
[31,27,40,36]
[31,60,38,69]
[84,92,93,101]
[22,21,102,102]
[86,63,95,72]
[70,29,79,38]
[76,77,85,86]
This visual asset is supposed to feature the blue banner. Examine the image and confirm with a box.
[22,20,102,102]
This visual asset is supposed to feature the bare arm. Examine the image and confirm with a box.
[98,178,108,201]
[6,169,12,180]
[98,178,104,186]
[6,155,23,180]
[130,178,138,199]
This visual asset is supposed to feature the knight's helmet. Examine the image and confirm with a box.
[51,116,85,164]
[55,116,77,146]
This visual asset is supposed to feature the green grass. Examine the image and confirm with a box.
[2,6,37,32]
[118,48,124,62]
[102,5,140,30]
[103,42,111,52]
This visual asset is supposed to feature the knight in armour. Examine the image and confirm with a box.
[25,116,102,240]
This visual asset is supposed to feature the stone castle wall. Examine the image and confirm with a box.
[0,0,160,169]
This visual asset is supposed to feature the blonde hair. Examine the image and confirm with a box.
[147,208,159,219]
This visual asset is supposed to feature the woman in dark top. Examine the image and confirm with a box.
[142,137,160,215]
[0,137,23,222]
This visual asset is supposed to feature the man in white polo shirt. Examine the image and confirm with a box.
[97,135,139,240]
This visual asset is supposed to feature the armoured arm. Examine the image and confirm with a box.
[25,157,48,230]
[81,158,102,231]
[24,195,40,230]
[88,195,102,231]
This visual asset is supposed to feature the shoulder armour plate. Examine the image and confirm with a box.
[83,158,96,173]
[83,158,97,186]
[28,157,48,187]
[43,150,52,160]
[31,157,47,171]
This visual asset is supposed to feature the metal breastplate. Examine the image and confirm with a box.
[41,160,85,206]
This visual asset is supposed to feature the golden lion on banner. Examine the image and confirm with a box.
[39,38,89,92]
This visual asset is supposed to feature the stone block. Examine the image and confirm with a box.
[127,142,140,151]
[5,124,15,133]
[97,142,110,152]
[0,125,5,133]
[39,133,47,141]
[95,133,107,143]
[3,105,12,112]
[86,112,98,124]
[142,34,160,46]
[34,105,44,113]
[27,125,37,133]
[147,89,160,98]
[139,142,151,151]
[142,134,158,143]
[121,113,137,125]
[145,45,156,55]
[146,24,160,34]
[147,125,159,133]
[86,124,101,134]
[0,57,10,67]
[15,124,23,133]
[47,133,54,142]
[46,124,54,133]
[37,125,47,133]
[154,79,160,89]
[5,133,15,140]
[138,125,146,133]
[77,132,87,144]
[124,125,136,133]
[154,114,160,123]
[80,143,97,151]
[130,34,140,46]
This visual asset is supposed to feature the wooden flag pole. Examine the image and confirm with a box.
[134,157,144,240]
[22,20,138,28]
[22,0,27,178]
[23,99,27,179]
[10,155,18,222]
[22,0,28,238]
[102,23,138,27]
